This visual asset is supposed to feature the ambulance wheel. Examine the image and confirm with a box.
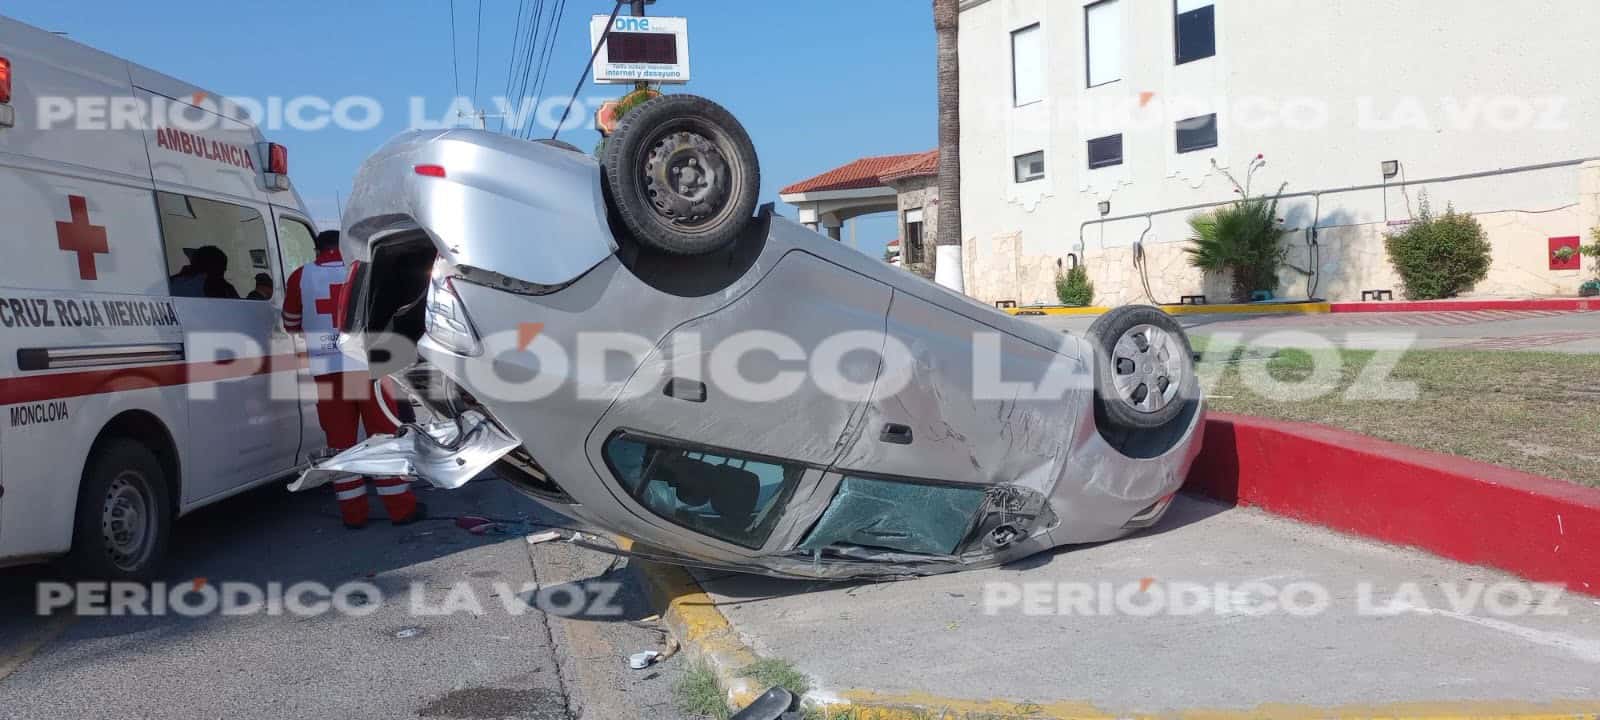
[602,94,761,256]
[1088,305,1195,432]
[67,439,172,581]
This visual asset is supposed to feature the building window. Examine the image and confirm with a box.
[1175,113,1218,153]
[904,209,925,264]
[1011,23,1043,106]
[1013,151,1046,183]
[1084,0,1122,87]
[157,192,271,300]
[1175,0,1216,65]
[1087,134,1123,169]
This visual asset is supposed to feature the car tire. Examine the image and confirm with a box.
[602,94,761,256]
[1087,305,1195,431]
[65,439,172,581]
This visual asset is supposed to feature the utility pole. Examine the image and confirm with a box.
[632,0,650,93]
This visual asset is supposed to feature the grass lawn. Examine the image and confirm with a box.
[1191,336,1600,487]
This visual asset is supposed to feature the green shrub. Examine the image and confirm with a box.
[1582,226,1600,274]
[1383,194,1491,300]
[1185,193,1288,302]
[1055,264,1094,306]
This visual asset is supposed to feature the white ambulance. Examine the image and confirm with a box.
[0,15,327,578]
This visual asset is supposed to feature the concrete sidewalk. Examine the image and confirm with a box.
[669,496,1600,717]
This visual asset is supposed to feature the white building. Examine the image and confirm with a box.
[956,0,1600,306]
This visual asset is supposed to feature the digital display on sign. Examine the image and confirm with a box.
[590,15,690,84]
[607,32,678,65]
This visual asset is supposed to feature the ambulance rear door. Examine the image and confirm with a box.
[269,207,323,464]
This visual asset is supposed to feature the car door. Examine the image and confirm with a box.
[159,191,300,502]
[833,288,1085,489]
[588,251,891,551]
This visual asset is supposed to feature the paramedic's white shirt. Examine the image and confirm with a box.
[292,259,364,376]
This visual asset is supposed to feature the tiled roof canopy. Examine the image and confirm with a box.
[780,151,937,194]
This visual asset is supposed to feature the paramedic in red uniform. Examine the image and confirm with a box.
[283,230,424,529]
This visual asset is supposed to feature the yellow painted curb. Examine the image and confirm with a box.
[629,545,1600,720]
[1003,302,1331,317]
[1002,305,1112,316]
[623,540,767,709]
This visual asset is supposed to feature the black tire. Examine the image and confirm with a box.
[65,439,172,581]
[1087,305,1195,431]
[602,94,760,255]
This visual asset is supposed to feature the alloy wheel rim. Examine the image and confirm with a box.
[1110,323,1184,414]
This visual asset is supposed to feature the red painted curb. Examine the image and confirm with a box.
[1185,412,1600,596]
[1329,298,1597,313]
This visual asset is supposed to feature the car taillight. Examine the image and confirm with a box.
[414,164,447,178]
[425,260,482,356]
[267,143,288,175]
[0,57,12,104]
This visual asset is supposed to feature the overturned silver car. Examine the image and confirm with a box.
[308,95,1204,579]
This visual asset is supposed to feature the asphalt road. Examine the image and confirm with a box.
[0,478,689,720]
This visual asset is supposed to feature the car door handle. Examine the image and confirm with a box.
[663,378,706,403]
[880,423,914,445]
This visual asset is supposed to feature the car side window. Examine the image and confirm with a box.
[602,433,805,550]
[156,192,271,300]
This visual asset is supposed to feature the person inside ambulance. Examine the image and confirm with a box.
[247,273,274,301]
[169,245,241,299]
[283,230,425,529]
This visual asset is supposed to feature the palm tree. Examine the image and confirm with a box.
[932,0,964,292]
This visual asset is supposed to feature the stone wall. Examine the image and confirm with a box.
[888,177,939,280]
[962,172,1600,308]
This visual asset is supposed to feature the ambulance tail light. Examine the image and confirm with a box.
[258,142,290,191]
[0,57,15,130]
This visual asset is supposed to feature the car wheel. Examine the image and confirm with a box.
[602,94,761,256]
[1087,305,1194,431]
[66,439,172,580]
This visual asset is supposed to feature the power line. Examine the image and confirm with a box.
[508,0,548,131]
[500,0,530,132]
[528,0,569,138]
[553,0,624,139]
[516,0,557,139]
[448,0,461,100]
[471,0,484,107]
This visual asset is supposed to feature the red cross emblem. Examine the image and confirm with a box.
[315,282,346,316]
[56,195,110,281]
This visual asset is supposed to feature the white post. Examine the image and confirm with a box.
[935,245,966,292]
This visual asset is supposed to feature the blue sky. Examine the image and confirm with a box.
[9,0,935,257]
